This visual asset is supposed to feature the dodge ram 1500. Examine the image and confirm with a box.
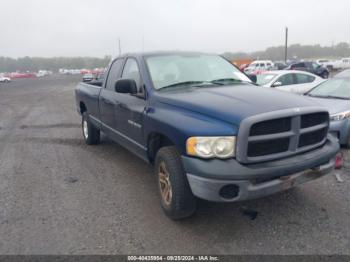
[75,52,339,220]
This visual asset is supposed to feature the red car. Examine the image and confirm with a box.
[10,73,37,79]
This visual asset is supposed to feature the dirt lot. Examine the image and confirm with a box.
[0,75,349,255]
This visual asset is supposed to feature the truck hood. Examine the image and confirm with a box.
[154,85,319,124]
[305,96,350,115]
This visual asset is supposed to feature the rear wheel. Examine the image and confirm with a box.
[322,71,329,79]
[155,146,196,220]
[82,112,100,145]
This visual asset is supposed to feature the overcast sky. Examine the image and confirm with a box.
[0,0,349,57]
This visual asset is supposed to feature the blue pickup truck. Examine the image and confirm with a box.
[75,52,339,219]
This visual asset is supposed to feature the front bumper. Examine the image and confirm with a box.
[182,135,339,202]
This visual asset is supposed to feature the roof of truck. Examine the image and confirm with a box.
[116,51,217,58]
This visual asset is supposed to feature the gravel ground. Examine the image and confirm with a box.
[0,75,349,255]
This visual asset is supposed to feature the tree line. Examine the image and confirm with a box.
[0,56,112,73]
[222,42,350,61]
[1,42,350,72]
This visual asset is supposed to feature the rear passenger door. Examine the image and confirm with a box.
[292,73,316,94]
[99,58,124,135]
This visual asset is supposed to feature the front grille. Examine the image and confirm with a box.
[248,138,290,157]
[237,109,329,163]
[301,112,328,128]
[298,127,328,147]
[250,117,291,136]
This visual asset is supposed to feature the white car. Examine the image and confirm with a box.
[244,60,274,74]
[333,58,350,70]
[0,76,11,83]
[315,59,337,71]
[256,70,325,94]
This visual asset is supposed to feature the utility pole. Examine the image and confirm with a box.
[284,27,288,63]
[118,38,122,56]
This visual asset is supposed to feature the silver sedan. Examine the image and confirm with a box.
[305,76,350,147]
[256,70,325,94]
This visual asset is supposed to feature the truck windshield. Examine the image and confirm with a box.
[145,54,251,90]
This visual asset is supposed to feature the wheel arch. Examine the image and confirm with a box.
[79,101,87,114]
[147,132,179,164]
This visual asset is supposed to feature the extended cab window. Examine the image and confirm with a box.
[106,59,123,90]
[122,58,143,95]
[295,73,315,84]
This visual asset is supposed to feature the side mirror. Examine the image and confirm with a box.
[115,79,138,94]
[272,81,282,87]
[248,74,257,83]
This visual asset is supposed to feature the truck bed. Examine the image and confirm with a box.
[75,82,102,121]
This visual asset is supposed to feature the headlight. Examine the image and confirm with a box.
[186,136,236,159]
[330,111,350,121]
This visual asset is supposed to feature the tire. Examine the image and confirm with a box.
[322,71,329,79]
[327,65,334,71]
[155,146,197,220]
[82,112,100,145]
[346,135,350,149]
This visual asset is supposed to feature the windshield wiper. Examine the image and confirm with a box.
[159,81,208,90]
[308,94,350,100]
[210,78,242,84]
[158,81,222,90]
[210,78,255,86]
[158,78,253,91]
[322,95,350,100]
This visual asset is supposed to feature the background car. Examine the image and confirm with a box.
[333,58,350,71]
[256,70,325,94]
[0,76,11,83]
[243,60,274,75]
[288,61,329,79]
[9,72,37,79]
[305,76,350,147]
[239,63,249,71]
[315,59,337,71]
[273,61,288,70]
[82,73,94,82]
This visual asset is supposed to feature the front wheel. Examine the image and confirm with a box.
[155,146,197,220]
[322,72,329,79]
[82,112,100,145]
